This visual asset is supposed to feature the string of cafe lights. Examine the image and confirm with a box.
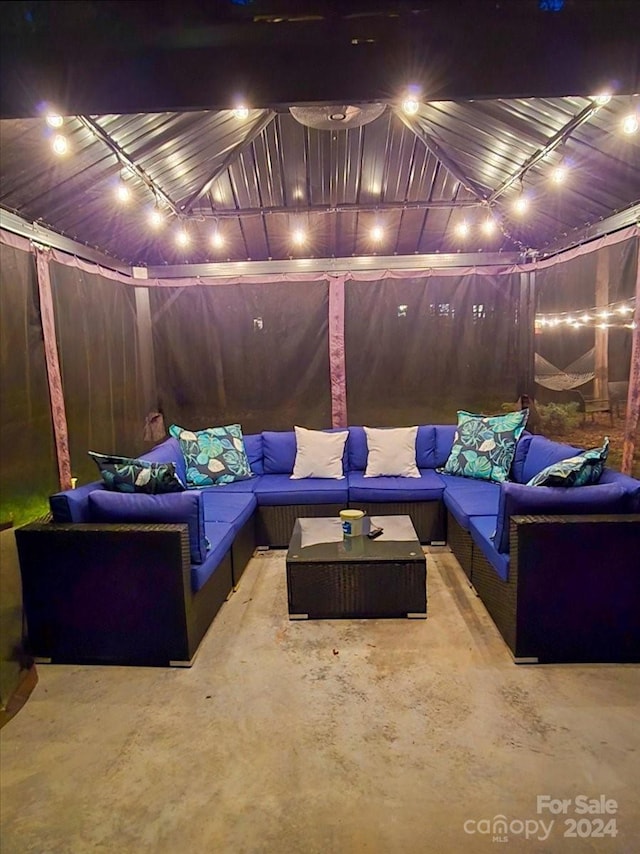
[535,297,637,331]
[43,90,639,256]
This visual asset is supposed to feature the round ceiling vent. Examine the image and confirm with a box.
[289,103,386,130]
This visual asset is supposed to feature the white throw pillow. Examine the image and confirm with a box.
[291,426,349,479]
[364,426,420,478]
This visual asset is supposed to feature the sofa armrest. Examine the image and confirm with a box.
[15,522,197,665]
[510,514,640,662]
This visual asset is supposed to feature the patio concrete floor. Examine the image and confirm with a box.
[1,546,639,853]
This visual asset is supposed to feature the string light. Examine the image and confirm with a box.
[621,112,639,135]
[211,230,225,249]
[176,227,190,247]
[292,228,306,247]
[552,164,568,184]
[370,225,384,242]
[455,221,470,238]
[592,92,612,107]
[51,134,68,155]
[149,207,164,228]
[513,195,529,215]
[402,97,420,116]
[234,105,249,120]
[536,299,636,330]
[481,218,497,235]
[116,180,131,203]
[46,113,64,128]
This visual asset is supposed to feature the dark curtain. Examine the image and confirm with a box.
[345,274,522,425]
[0,243,57,522]
[150,281,332,433]
[535,237,637,402]
[49,262,146,485]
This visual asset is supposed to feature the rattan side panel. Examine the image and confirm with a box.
[230,514,257,586]
[470,547,518,656]
[257,504,345,548]
[15,523,192,665]
[287,559,426,618]
[349,501,445,543]
[189,550,233,658]
[446,511,474,579]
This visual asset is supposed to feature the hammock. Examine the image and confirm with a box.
[534,348,596,391]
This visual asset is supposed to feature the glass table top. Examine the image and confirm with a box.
[287,515,423,563]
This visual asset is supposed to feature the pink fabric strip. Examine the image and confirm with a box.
[2,225,638,286]
[328,275,347,428]
[35,248,73,491]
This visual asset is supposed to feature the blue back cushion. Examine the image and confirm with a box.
[243,433,264,475]
[433,425,458,468]
[510,432,533,483]
[494,481,627,553]
[50,482,103,523]
[88,490,208,564]
[520,436,583,485]
[262,431,299,474]
[140,437,187,485]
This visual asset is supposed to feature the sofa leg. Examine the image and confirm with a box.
[513,656,539,665]
[169,651,199,668]
[407,612,427,619]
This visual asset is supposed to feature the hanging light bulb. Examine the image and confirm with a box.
[292,228,306,246]
[46,113,64,128]
[592,92,611,106]
[234,105,249,119]
[481,218,497,235]
[455,221,470,238]
[552,164,568,184]
[51,134,68,155]
[211,230,225,249]
[514,195,529,215]
[149,207,164,228]
[370,225,384,242]
[402,97,420,116]
[116,175,130,203]
[621,112,639,134]
[176,227,190,247]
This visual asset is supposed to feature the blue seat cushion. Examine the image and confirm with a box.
[347,469,445,502]
[88,489,208,565]
[442,477,501,528]
[468,515,510,582]
[254,474,349,505]
[202,491,257,529]
[194,522,235,592]
[200,477,261,493]
[493,481,628,554]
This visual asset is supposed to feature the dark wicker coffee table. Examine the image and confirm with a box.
[286,515,426,619]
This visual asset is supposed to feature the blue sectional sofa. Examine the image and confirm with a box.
[15,426,640,666]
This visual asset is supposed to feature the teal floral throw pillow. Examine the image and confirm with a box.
[169,423,253,487]
[527,437,609,488]
[439,409,529,484]
[88,451,185,494]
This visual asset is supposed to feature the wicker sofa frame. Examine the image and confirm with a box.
[446,510,640,663]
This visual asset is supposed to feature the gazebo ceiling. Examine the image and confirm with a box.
[1,1,639,269]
